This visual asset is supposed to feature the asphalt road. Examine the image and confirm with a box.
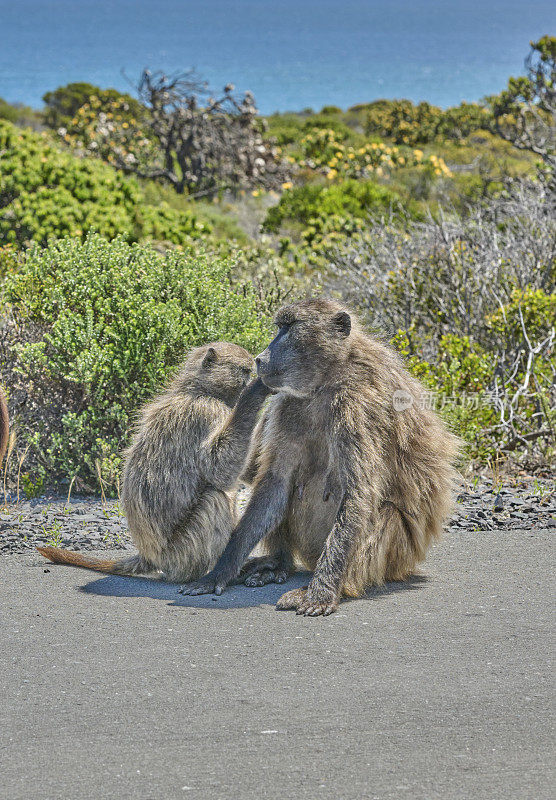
[1,529,554,800]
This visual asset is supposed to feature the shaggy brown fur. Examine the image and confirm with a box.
[0,386,8,468]
[181,299,460,615]
[38,342,271,582]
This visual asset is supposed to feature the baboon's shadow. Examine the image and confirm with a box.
[80,571,428,609]
[81,571,312,609]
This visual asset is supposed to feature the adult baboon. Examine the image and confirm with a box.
[181,299,460,615]
[0,386,8,468]
[38,342,270,581]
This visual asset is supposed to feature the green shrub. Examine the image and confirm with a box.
[301,115,352,139]
[392,330,499,461]
[487,287,556,342]
[365,99,493,145]
[0,120,209,246]
[0,97,41,128]
[2,233,273,492]
[263,180,404,236]
[0,97,23,124]
[42,82,143,130]
[264,113,306,145]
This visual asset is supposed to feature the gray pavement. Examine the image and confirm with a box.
[1,529,554,800]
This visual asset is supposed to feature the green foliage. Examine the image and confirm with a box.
[0,97,41,128]
[365,99,493,144]
[0,120,209,246]
[139,180,249,244]
[301,115,353,139]
[488,36,556,118]
[436,103,493,140]
[135,203,207,245]
[261,113,307,145]
[263,180,404,237]
[0,244,21,279]
[392,330,499,460]
[42,82,143,130]
[487,287,556,342]
[0,97,23,124]
[320,105,343,115]
[1,40,549,481]
[486,36,555,174]
[21,472,45,499]
[3,234,274,492]
[394,287,556,464]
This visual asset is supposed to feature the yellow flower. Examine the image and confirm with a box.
[326,169,338,180]
[251,189,260,197]
[122,122,129,129]
[281,181,293,190]
[348,153,355,160]
[328,158,338,167]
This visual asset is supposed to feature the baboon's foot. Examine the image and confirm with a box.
[276,586,338,616]
[179,571,227,596]
[276,586,308,610]
[240,555,290,587]
[240,555,279,577]
[245,568,289,587]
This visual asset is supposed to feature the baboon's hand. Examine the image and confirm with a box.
[179,572,228,596]
[251,376,273,395]
[243,376,273,400]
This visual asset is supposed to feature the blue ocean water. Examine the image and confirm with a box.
[0,0,554,114]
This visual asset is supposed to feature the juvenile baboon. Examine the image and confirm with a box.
[181,299,460,615]
[38,342,270,581]
[0,386,8,468]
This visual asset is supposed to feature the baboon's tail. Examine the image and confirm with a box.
[36,546,152,576]
[0,386,9,467]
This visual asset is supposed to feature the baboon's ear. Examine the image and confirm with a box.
[202,347,218,368]
[332,311,351,337]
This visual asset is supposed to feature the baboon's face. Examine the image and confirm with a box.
[198,343,255,403]
[227,359,256,392]
[256,305,351,397]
